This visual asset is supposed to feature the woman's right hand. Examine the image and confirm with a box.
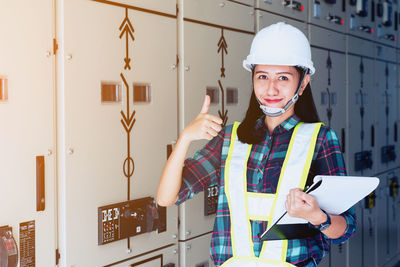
[181,95,223,142]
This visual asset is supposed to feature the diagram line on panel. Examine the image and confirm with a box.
[119,8,135,70]
[218,29,228,78]
[91,0,177,19]
[326,50,333,127]
[183,18,254,35]
[218,80,228,126]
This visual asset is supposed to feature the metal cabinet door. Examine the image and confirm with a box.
[310,48,347,161]
[375,1,398,47]
[387,171,399,263]
[181,20,253,240]
[62,1,178,266]
[376,174,388,267]
[348,202,363,267]
[0,1,56,266]
[257,10,308,35]
[309,0,347,32]
[256,0,308,22]
[374,56,398,173]
[179,233,216,267]
[112,244,178,267]
[347,54,376,177]
[346,0,376,41]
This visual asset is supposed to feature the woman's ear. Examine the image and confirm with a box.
[298,75,310,96]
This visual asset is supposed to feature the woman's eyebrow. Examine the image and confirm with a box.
[255,71,294,76]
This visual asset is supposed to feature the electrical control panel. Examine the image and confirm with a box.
[0,226,18,267]
[355,150,373,171]
[375,0,398,46]
[309,0,346,32]
[381,145,397,163]
[98,197,166,245]
[204,184,219,216]
[257,0,308,22]
[347,0,376,40]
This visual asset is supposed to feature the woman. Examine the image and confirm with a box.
[157,22,356,267]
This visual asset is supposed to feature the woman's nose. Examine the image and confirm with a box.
[265,80,278,96]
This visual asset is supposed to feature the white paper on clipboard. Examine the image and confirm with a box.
[307,175,380,215]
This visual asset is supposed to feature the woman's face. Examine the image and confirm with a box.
[253,65,309,110]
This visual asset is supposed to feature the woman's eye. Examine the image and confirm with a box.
[258,75,267,79]
[279,76,289,81]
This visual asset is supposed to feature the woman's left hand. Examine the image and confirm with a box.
[285,188,326,225]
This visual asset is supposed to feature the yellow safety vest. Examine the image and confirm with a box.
[221,121,322,267]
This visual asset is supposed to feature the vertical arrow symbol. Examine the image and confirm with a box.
[119,8,135,70]
[217,80,228,126]
[120,73,136,184]
[217,29,228,78]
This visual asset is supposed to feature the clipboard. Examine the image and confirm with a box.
[260,175,380,241]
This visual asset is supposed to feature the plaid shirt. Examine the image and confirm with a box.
[176,115,356,266]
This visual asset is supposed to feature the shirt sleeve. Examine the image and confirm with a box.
[310,127,357,244]
[175,128,224,205]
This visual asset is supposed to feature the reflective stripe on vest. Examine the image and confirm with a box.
[223,121,322,266]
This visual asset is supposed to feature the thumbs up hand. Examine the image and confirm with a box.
[181,95,223,142]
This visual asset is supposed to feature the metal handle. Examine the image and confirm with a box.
[36,156,45,211]
[371,125,375,147]
[341,128,345,153]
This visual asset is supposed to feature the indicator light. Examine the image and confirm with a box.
[358,25,373,34]
[283,0,303,11]
[341,19,344,25]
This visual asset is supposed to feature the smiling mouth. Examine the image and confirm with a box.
[265,98,282,104]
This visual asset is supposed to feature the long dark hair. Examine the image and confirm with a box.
[237,67,320,144]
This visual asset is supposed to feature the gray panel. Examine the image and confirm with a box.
[374,59,398,174]
[330,243,347,267]
[363,206,377,267]
[376,174,388,266]
[308,0,347,32]
[348,35,375,56]
[347,54,376,176]
[183,0,254,32]
[375,0,398,47]
[256,10,308,35]
[256,0,308,22]
[310,48,347,162]
[346,0,376,41]
[181,21,253,239]
[179,233,215,267]
[349,202,363,267]
[112,245,179,267]
[318,254,330,267]
[309,25,346,52]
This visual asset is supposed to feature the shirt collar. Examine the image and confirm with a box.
[255,114,301,136]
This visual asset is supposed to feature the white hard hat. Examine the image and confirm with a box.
[243,22,315,75]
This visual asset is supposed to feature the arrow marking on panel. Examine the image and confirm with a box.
[120,73,136,181]
[119,8,135,70]
[218,29,228,78]
[217,80,228,126]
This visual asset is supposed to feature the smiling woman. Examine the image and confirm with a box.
[157,22,356,267]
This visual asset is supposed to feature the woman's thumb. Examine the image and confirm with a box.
[200,95,210,114]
